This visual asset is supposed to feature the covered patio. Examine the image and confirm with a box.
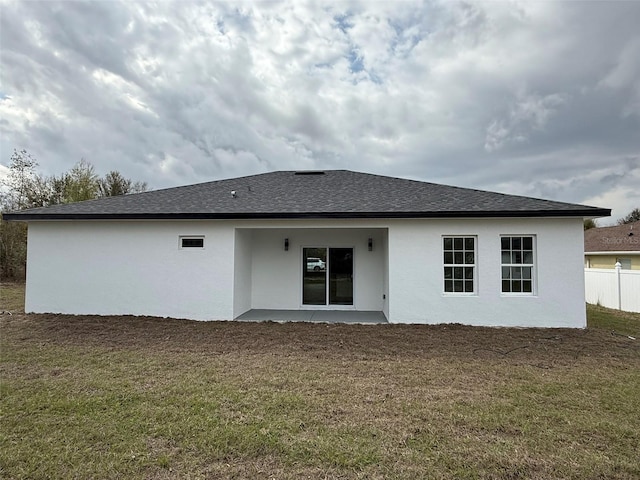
[232,226,389,321]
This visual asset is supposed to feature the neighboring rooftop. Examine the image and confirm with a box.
[3,170,610,221]
[584,221,640,253]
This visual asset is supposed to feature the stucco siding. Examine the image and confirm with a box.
[233,229,253,318]
[25,221,235,320]
[249,228,385,311]
[387,218,586,327]
[24,217,587,327]
[382,229,390,320]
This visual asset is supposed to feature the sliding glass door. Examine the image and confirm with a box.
[328,248,353,305]
[303,247,353,306]
[303,248,327,305]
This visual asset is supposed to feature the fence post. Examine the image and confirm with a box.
[615,261,622,310]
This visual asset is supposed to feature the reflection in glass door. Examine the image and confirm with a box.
[302,247,353,306]
[303,248,327,305]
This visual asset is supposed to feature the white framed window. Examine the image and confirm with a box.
[501,236,535,294]
[179,236,205,249]
[616,258,631,270]
[443,236,476,293]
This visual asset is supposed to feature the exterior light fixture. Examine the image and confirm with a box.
[368,237,373,251]
[284,238,289,251]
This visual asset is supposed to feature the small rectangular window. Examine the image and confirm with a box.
[617,258,631,270]
[443,236,476,294]
[180,236,204,248]
[501,235,535,294]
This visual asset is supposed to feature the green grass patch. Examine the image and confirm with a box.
[587,303,640,337]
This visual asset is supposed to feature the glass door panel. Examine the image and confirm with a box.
[303,247,327,305]
[329,248,353,305]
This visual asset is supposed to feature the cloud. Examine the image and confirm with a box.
[599,37,640,118]
[484,91,568,152]
[1,0,639,221]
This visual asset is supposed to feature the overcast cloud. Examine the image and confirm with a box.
[1,0,639,223]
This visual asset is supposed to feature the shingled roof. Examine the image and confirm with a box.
[3,170,610,221]
[584,221,640,253]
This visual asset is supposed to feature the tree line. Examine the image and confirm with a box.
[584,208,640,230]
[1,149,148,280]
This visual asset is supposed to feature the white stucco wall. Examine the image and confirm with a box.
[25,221,236,320]
[23,216,587,327]
[386,217,586,327]
[382,229,390,320]
[233,228,253,318]
[248,227,386,311]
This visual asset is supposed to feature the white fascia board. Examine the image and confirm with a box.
[585,251,640,255]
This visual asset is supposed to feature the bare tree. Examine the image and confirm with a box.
[98,171,148,197]
[617,208,640,225]
[2,149,40,210]
[0,150,35,279]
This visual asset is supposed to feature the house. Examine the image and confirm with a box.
[3,170,610,327]
[584,221,640,270]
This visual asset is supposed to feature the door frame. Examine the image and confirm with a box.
[300,245,356,309]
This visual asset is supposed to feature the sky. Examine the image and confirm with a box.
[1,1,639,224]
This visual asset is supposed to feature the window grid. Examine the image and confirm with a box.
[501,236,534,293]
[443,236,475,293]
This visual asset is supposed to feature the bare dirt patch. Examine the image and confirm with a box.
[3,312,638,366]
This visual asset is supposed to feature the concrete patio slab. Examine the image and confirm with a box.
[236,309,388,324]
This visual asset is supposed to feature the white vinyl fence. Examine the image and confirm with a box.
[585,265,640,313]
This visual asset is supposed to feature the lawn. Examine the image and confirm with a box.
[1,283,639,479]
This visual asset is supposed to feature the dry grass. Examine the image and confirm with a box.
[0,283,25,313]
[1,284,639,479]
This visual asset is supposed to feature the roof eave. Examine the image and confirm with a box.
[2,208,612,221]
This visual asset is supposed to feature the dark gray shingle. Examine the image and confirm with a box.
[3,170,610,220]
